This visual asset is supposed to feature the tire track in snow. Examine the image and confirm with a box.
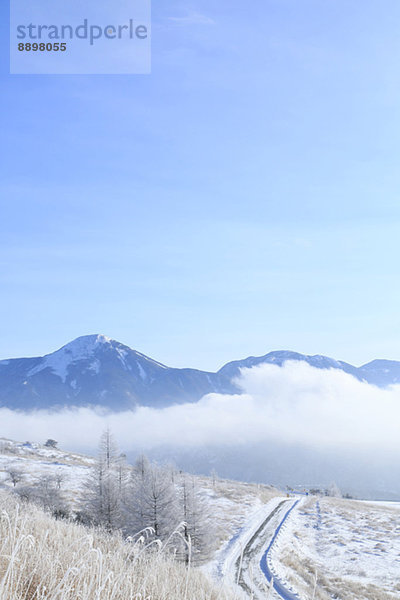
[234,499,289,597]
[259,499,301,600]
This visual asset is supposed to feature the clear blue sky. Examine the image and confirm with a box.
[2,0,400,369]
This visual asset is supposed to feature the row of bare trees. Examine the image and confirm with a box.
[79,430,213,564]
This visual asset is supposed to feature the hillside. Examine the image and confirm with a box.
[1,439,399,599]
[0,437,280,549]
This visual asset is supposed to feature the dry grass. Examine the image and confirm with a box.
[279,550,397,600]
[0,491,234,600]
[201,477,279,504]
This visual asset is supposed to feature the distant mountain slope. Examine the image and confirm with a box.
[218,350,361,381]
[358,359,400,386]
[0,334,399,410]
[0,335,232,410]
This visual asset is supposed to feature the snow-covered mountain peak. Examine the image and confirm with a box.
[26,334,121,382]
[60,334,113,353]
[21,335,170,392]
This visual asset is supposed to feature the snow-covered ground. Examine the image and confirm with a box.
[0,437,93,506]
[206,492,400,599]
[270,496,400,599]
[2,438,399,600]
[197,476,281,551]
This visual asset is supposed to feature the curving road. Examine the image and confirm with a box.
[234,499,289,597]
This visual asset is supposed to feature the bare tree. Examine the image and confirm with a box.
[31,475,68,518]
[80,429,126,531]
[54,470,65,490]
[145,463,179,540]
[326,482,342,498]
[210,468,218,488]
[127,455,180,543]
[6,469,24,488]
[126,454,152,534]
[178,474,213,564]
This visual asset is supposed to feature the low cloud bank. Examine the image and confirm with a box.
[1,361,399,457]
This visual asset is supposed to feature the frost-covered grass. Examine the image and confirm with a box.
[271,496,400,600]
[0,490,235,600]
[197,475,280,553]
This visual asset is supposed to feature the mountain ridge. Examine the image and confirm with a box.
[0,334,399,411]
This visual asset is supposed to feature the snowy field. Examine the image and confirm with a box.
[270,496,400,599]
[0,437,93,506]
[1,438,399,599]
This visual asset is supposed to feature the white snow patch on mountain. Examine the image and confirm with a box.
[134,350,168,370]
[87,360,100,375]
[137,362,147,380]
[26,335,112,382]
[116,348,130,370]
